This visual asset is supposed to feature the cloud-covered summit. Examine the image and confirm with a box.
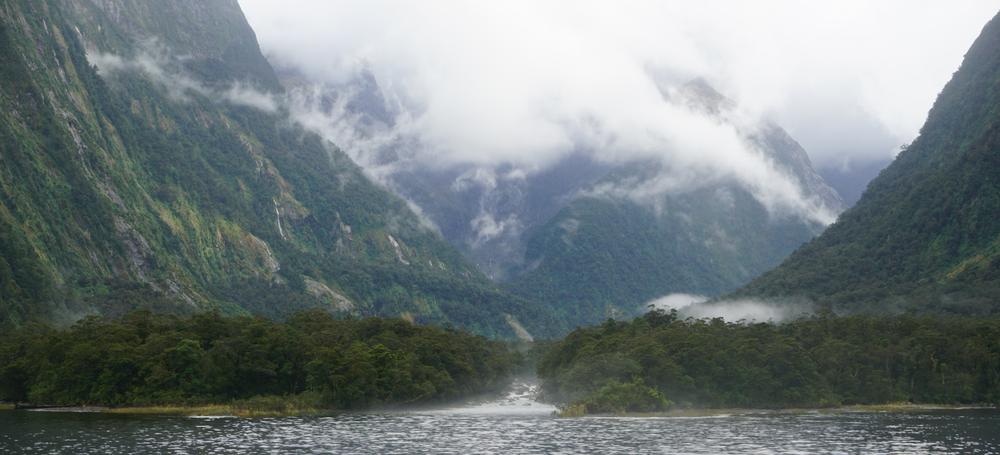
[234,0,995,286]
[241,0,996,172]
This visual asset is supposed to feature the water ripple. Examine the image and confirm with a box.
[2,408,999,454]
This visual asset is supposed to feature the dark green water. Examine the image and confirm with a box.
[1,408,998,454]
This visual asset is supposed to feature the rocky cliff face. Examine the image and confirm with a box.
[0,0,553,337]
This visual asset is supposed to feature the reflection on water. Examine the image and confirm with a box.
[1,383,997,454]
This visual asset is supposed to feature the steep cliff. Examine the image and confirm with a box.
[0,0,553,337]
[733,12,1000,315]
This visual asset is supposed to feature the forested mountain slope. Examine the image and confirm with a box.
[0,0,555,337]
[299,72,844,329]
[508,82,843,326]
[734,12,1000,314]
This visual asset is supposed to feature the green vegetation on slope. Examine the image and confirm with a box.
[510,172,823,327]
[506,80,840,330]
[539,311,1000,411]
[558,377,673,416]
[0,311,516,409]
[734,12,1000,314]
[0,0,558,337]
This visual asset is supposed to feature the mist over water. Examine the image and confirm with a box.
[425,380,557,416]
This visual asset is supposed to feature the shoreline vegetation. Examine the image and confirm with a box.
[540,310,1000,416]
[4,310,1000,418]
[0,311,517,414]
[106,401,318,417]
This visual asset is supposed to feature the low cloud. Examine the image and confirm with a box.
[88,47,203,101]
[88,41,278,113]
[574,95,842,225]
[281,65,840,227]
[241,1,996,172]
[231,1,996,227]
[223,83,279,112]
[647,293,812,322]
[283,82,408,181]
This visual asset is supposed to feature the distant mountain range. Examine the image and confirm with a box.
[5,0,992,337]
[296,68,846,326]
[734,11,1000,315]
[507,81,843,324]
[817,157,893,207]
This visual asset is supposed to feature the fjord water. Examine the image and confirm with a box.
[1,384,998,454]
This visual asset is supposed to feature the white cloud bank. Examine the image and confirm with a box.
[248,2,981,227]
[647,293,811,322]
[88,43,279,113]
[241,0,998,173]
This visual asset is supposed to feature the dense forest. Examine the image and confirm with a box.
[509,179,824,326]
[733,11,1000,314]
[538,311,1000,414]
[0,311,517,410]
[3,0,1000,421]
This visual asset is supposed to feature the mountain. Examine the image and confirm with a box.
[298,71,844,327]
[277,66,616,282]
[733,12,1000,314]
[507,81,844,325]
[817,157,893,206]
[0,0,556,337]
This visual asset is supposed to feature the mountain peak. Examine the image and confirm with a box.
[676,77,734,115]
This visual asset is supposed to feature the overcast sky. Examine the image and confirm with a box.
[239,1,998,173]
